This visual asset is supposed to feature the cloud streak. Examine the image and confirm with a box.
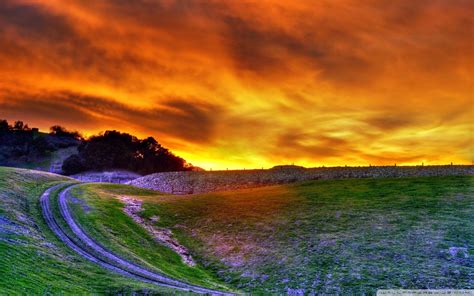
[0,90,222,145]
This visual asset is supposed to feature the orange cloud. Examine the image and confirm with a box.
[0,0,472,169]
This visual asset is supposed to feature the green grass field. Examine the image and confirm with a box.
[1,166,473,294]
[72,176,474,294]
[0,167,180,294]
[67,184,233,291]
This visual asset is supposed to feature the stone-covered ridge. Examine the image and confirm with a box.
[129,165,474,195]
[71,170,141,184]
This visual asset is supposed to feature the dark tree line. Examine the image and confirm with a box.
[0,119,81,165]
[1,119,191,175]
[62,130,191,175]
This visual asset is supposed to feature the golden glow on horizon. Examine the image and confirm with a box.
[0,0,472,170]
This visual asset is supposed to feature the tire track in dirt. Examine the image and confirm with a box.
[41,183,235,295]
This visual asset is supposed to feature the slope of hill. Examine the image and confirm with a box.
[0,167,190,294]
[2,166,472,294]
[89,176,473,294]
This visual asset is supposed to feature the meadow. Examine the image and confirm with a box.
[67,184,232,292]
[69,175,474,294]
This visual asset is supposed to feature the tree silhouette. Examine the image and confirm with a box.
[49,125,82,140]
[62,130,190,175]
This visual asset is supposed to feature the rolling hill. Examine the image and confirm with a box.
[67,175,473,294]
[0,167,230,294]
[1,166,472,294]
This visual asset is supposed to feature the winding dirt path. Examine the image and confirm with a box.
[40,183,235,295]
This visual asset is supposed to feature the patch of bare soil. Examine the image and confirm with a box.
[118,196,195,266]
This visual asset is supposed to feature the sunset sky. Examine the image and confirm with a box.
[0,0,472,169]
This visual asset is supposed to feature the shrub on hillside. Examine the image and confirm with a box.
[62,154,86,175]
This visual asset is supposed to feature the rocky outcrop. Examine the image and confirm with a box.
[129,165,474,195]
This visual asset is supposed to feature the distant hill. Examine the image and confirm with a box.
[270,164,306,170]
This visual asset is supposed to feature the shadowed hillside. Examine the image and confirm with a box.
[0,120,81,172]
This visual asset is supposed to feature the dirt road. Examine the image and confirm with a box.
[40,183,235,295]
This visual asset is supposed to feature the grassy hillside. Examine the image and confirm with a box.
[77,176,474,294]
[0,167,178,294]
[67,184,234,292]
[2,167,472,294]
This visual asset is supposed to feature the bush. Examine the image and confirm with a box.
[62,154,86,175]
